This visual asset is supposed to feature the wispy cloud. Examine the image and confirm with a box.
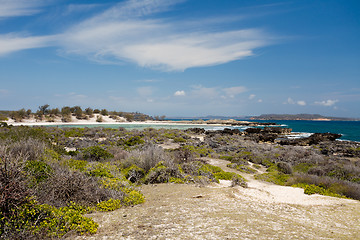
[0,0,275,71]
[314,99,338,107]
[60,0,274,71]
[223,86,247,98]
[0,33,55,56]
[284,97,306,106]
[0,0,46,18]
[249,94,256,100]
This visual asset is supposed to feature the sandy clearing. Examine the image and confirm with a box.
[206,158,357,206]
[70,158,360,240]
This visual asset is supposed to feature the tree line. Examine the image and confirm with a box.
[4,104,161,123]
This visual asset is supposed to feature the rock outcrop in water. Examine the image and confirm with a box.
[280,133,342,146]
[244,127,293,143]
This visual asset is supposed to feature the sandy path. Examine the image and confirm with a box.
[72,158,360,240]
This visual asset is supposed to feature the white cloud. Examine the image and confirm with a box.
[249,94,256,100]
[297,100,306,106]
[222,86,247,98]
[285,97,295,104]
[60,0,273,71]
[258,99,263,103]
[314,99,339,107]
[0,33,55,56]
[0,0,46,18]
[0,0,274,71]
[285,97,306,106]
[174,90,186,96]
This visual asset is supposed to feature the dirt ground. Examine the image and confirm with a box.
[72,158,360,240]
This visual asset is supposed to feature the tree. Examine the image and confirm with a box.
[49,108,60,116]
[73,106,83,119]
[100,109,108,116]
[26,109,32,117]
[38,104,50,115]
[61,106,72,122]
[125,114,134,122]
[85,107,93,116]
[61,106,71,116]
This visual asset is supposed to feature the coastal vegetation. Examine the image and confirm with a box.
[0,122,359,238]
[3,105,154,123]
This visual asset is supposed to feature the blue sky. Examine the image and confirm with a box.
[0,0,359,118]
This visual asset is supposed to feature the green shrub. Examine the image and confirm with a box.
[97,199,122,212]
[82,146,114,161]
[293,163,314,173]
[122,188,145,206]
[231,175,248,188]
[63,158,88,171]
[293,183,345,198]
[214,171,237,180]
[144,162,183,184]
[227,163,257,174]
[25,160,53,184]
[124,136,145,147]
[198,164,222,175]
[99,177,127,191]
[255,171,290,185]
[182,145,213,157]
[122,165,145,183]
[86,163,114,178]
[64,128,85,138]
[169,177,185,184]
[173,137,186,143]
[1,200,98,238]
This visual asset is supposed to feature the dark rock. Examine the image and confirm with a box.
[186,128,206,134]
[205,128,241,136]
[280,132,342,146]
[244,127,292,143]
[245,128,262,134]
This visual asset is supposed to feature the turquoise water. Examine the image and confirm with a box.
[50,120,360,142]
[51,123,217,131]
[244,120,360,142]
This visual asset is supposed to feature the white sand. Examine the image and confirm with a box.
[5,115,228,127]
[207,158,357,206]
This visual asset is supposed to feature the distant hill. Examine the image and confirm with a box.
[250,114,359,121]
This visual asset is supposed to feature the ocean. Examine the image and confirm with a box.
[51,120,360,142]
[241,120,360,142]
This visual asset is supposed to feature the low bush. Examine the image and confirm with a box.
[231,175,248,188]
[34,166,122,207]
[82,146,114,161]
[122,165,145,183]
[25,160,53,184]
[291,173,360,200]
[125,144,168,172]
[144,162,183,184]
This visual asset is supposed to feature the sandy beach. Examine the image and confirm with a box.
[4,114,236,127]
